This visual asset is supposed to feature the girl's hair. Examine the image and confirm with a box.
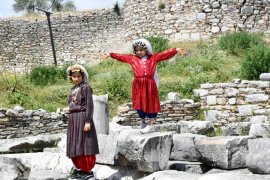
[132,39,153,55]
[132,41,148,54]
[68,69,85,83]
[66,64,89,83]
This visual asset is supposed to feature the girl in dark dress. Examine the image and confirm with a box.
[66,64,99,179]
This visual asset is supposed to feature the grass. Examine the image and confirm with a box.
[0,39,242,118]
[218,31,263,56]
[206,127,223,137]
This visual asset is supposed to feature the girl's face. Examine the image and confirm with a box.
[135,46,147,58]
[71,72,83,85]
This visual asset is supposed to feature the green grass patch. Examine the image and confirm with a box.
[219,31,263,56]
[0,39,243,118]
[206,127,223,137]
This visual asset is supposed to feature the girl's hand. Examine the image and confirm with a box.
[84,123,91,132]
[102,53,110,61]
[176,48,186,55]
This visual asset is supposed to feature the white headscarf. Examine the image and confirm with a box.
[132,38,159,88]
[66,64,89,83]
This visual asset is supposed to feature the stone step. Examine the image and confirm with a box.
[138,170,200,180]
[0,152,73,175]
[28,170,68,180]
[140,170,270,180]
[0,133,64,154]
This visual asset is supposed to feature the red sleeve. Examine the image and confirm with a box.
[154,48,178,62]
[110,53,133,64]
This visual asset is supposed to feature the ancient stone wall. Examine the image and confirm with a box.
[114,74,270,128]
[124,0,270,41]
[194,76,270,127]
[0,107,67,139]
[113,93,201,126]
[0,9,127,72]
[0,95,108,139]
[1,0,270,70]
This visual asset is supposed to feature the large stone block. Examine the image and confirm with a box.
[246,138,270,174]
[170,133,206,161]
[195,136,253,169]
[96,123,132,165]
[115,129,172,172]
[93,94,109,135]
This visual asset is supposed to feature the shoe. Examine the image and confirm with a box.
[69,168,83,179]
[77,171,94,180]
[140,122,147,129]
[140,125,156,134]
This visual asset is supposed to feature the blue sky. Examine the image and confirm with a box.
[0,0,126,18]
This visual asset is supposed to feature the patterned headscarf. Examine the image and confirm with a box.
[66,64,89,83]
[132,38,160,88]
[132,38,153,55]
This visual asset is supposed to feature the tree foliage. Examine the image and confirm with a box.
[13,0,76,14]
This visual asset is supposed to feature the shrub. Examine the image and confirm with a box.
[219,32,263,56]
[206,127,223,137]
[100,72,131,101]
[147,36,169,53]
[158,1,165,10]
[147,36,170,68]
[29,65,66,86]
[177,74,210,98]
[241,44,270,80]
[6,80,31,107]
[7,89,29,106]
[113,1,121,16]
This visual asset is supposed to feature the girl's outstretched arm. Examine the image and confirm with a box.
[102,52,133,64]
[155,48,186,62]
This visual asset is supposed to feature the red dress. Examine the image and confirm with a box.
[110,48,178,113]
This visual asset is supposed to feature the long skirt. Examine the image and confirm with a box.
[67,111,99,158]
[132,77,160,113]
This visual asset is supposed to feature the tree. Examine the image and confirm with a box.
[50,0,64,12]
[12,0,76,14]
[13,0,48,14]
[63,0,76,11]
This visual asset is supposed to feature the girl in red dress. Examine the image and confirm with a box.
[103,39,185,133]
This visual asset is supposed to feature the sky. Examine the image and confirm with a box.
[0,0,126,18]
